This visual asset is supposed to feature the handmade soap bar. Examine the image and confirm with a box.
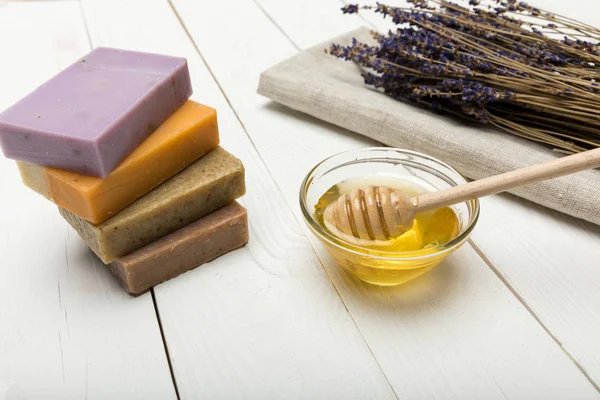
[108,201,248,296]
[60,147,245,263]
[0,47,192,177]
[18,101,218,224]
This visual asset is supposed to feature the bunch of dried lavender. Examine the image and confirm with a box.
[330,0,600,153]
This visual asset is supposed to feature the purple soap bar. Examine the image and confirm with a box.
[0,48,192,177]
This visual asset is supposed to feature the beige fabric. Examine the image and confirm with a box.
[258,27,600,226]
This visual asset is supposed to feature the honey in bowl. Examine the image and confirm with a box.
[313,175,461,285]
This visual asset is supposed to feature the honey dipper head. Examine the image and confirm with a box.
[323,185,415,245]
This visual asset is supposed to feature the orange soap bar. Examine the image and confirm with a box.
[17,101,219,224]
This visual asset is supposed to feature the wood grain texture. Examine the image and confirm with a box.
[166,0,600,397]
[0,2,177,399]
[78,0,397,398]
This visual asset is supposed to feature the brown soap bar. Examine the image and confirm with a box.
[60,147,245,263]
[109,201,249,296]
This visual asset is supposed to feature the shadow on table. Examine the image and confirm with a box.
[317,246,467,317]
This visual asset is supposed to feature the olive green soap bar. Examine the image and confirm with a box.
[60,147,245,263]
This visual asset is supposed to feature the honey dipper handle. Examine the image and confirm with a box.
[413,146,600,213]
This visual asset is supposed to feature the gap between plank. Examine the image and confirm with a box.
[251,0,298,48]
[166,1,399,398]
[77,0,95,51]
[468,239,600,393]
[309,254,401,400]
[151,289,181,400]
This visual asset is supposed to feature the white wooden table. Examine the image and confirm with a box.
[1,0,600,398]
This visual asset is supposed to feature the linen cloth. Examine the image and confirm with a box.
[258,27,600,226]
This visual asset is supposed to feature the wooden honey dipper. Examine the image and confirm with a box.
[323,147,600,242]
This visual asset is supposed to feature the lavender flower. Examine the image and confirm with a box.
[329,0,600,152]
[341,4,359,14]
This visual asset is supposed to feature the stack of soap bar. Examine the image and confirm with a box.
[60,147,245,263]
[17,101,219,223]
[109,201,248,296]
[1,47,248,295]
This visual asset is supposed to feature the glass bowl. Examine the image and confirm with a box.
[299,147,479,286]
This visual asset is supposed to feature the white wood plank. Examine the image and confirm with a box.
[295,0,600,388]
[253,0,367,49]
[78,0,398,398]
[471,0,600,387]
[164,0,600,397]
[0,2,177,399]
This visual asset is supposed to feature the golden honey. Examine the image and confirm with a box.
[313,175,461,285]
